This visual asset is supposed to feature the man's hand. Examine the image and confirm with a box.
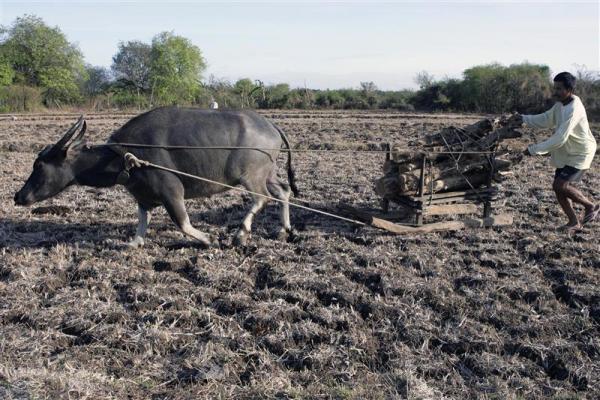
[512,113,523,125]
[506,112,523,129]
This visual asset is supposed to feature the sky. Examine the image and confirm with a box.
[1,1,598,90]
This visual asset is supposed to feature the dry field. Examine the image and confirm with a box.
[0,110,598,399]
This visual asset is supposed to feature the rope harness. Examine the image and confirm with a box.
[90,142,499,155]
[104,142,504,230]
[120,152,384,228]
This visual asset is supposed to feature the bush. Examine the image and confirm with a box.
[257,84,290,109]
[379,90,415,111]
[410,63,554,115]
[110,88,150,109]
[315,90,345,109]
[0,61,14,86]
[575,67,600,121]
[0,85,43,112]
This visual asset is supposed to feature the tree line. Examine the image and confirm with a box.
[1,15,599,120]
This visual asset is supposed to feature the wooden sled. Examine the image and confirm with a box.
[338,203,512,235]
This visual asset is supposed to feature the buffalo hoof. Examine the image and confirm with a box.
[233,229,250,247]
[276,228,297,242]
[276,228,291,241]
[208,234,221,249]
[127,236,145,248]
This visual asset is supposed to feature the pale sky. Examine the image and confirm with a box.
[1,1,598,90]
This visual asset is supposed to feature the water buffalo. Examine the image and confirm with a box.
[14,107,298,247]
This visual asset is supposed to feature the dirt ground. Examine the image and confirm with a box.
[0,110,598,399]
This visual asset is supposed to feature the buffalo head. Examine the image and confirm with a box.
[14,116,87,206]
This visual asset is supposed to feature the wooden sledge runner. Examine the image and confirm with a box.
[338,203,513,235]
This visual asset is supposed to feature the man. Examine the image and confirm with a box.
[517,72,598,230]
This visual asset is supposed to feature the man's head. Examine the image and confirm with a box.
[553,72,576,103]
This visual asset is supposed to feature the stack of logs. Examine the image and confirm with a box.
[375,114,523,199]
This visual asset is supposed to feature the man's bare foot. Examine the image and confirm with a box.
[583,204,599,225]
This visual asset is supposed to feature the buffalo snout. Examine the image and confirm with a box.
[14,190,32,206]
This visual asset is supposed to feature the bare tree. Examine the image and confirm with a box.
[414,71,435,90]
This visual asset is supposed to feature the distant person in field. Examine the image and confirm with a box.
[517,71,598,230]
[209,99,219,109]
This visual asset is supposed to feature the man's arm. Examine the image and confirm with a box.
[522,104,557,130]
[528,104,580,155]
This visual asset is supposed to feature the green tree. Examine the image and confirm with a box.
[360,81,378,108]
[339,88,369,109]
[360,81,377,94]
[410,62,553,114]
[461,63,552,113]
[149,31,206,105]
[288,87,315,109]
[234,78,255,108]
[574,65,600,120]
[0,14,85,105]
[204,74,234,107]
[111,40,151,93]
[259,83,290,108]
[379,90,414,110]
[0,55,14,86]
[411,82,452,111]
[83,64,111,97]
[316,90,344,108]
[414,71,435,90]
[506,63,552,112]
[461,63,504,111]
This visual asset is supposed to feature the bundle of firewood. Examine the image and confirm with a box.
[375,114,523,198]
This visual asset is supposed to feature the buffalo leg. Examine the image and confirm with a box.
[128,204,151,248]
[267,173,292,239]
[161,180,212,247]
[235,178,269,246]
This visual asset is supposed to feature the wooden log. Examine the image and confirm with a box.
[365,216,512,235]
[430,172,489,193]
[390,148,423,163]
[395,114,521,160]
[418,192,497,206]
[394,156,512,181]
[405,213,513,233]
[374,174,403,197]
[423,203,479,216]
[381,158,512,195]
[378,114,524,200]
[338,203,411,233]
[401,221,467,234]
[375,172,472,198]
[435,157,512,178]
[338,203,408,220]
[397,162,420,173]
[478,125,522,148]
[382,159,397,174]
[395,170,490,194]
[339,202,512,234]
[424,187,497,200]
[338,203,465,234]
[418,119,495,147]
